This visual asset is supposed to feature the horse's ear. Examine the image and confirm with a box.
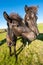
[36,5,39,11]
[3,11,10,21]
[25,5,29,13]
[37,5,39,8]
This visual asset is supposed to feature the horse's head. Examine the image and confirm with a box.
[3,12,22,30]
[24,5,39,36]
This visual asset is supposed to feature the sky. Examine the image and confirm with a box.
[0,0,43,29]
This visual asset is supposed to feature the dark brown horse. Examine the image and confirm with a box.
[24,5,39,36]
[3,5,39,56]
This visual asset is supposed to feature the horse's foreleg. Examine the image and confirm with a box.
[9,46,11,56]
[7,35,12,56]
[8,42,12,56]
[12,35,17,56]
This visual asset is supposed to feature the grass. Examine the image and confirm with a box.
[38,23,43,33]
[0,23,43,65]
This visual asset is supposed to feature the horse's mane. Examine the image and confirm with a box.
[28,6,37,13]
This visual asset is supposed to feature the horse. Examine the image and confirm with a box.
[24,5,39,36]
[3,5,39,56]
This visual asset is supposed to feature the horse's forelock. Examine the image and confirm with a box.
[25,6,38,14]
[9,13,22,21]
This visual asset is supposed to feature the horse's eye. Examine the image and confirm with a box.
[10,21,12,23]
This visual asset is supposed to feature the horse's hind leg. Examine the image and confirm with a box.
[14,43,16,56]
[22,37,26,47]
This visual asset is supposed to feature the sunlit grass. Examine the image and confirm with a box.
[0,32,6,41]
[38,23,43,33]
[0,23,43,65]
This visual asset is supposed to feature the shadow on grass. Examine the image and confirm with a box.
[37,33,43,41]
[16,38,31,55]
[0,38,6,46]
[15,33,43,61]
[15,38,31,62]
[11,38,31,62]
[0,31,6,34]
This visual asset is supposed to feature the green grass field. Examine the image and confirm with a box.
[0,23,43,65]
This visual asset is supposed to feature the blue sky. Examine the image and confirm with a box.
[0,0,43,29]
